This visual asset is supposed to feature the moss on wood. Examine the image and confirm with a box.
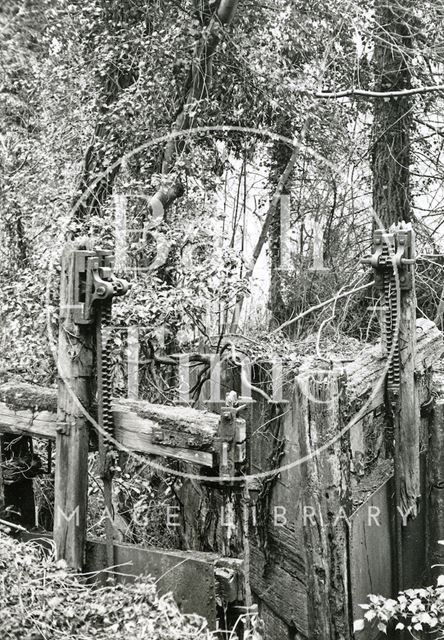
[0,383,57,413]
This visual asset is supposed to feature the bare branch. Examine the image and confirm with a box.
[315,84,444,99]
[270,280,375,336]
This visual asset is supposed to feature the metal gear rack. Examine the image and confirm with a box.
[71,249,130,567]
[362,227,416,590]
[362,229,415,400]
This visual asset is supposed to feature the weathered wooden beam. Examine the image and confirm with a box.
[54,246,93,571]
[114,398,219,443]
[296,371,352,640]
[0,384,58,439]
[113,405,215,467]
[346,318,443,413]
[429,397,444,582]
[0,384,218,467]
[0,402,58,439]
[393,258,418,590]
[0,383,57,413]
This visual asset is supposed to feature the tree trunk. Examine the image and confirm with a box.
[371,0,413,228]
[268,119,294,329]
[371,0,417,594]
[149,0,239,217]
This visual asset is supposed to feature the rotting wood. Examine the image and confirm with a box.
[345,318,442,412]
[248,540,308,638]
[397,250,419,520]
[54,245,93,571]
[114,399,219,438]
[392,255,418,591]
[114,409,214,467]
[429,398,444,582]
[0,317,439,458]
[296,371,352,640]
[350,478,394,631]
[0,386,219,467]
[0,436,3,511]
[0,382,57,413]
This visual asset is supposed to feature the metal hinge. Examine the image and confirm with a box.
[214,392,247,479]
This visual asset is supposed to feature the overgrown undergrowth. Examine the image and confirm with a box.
[0,531,210,640]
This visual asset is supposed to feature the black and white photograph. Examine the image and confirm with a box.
[1,1,444,638]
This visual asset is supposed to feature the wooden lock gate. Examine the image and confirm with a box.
[2,237,444,639]
[0,243,250,631]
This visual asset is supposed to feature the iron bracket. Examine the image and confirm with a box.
[69,249,130,324]
[214,392,247,479]
[362,229,415,290]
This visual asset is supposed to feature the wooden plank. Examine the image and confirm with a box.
[54,246,93,571]
[296,371,352,640]
[257,601,294,640]
[350,458,429,637]
[85,540,224,629]
[249,540,308,637]
[397,248,420,520]
[0,385,218,466]
[0,402,57,439]
[113,398,219,442]
[350,479,394,640]
[402,454,427,587]
[114,409,214,467]
[429,398,444,582]
[392,251,418,591]
[246,367,309,637]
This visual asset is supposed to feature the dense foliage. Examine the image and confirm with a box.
[0,531,210,639]
[1,1,444,394]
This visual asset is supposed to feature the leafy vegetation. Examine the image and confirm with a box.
[355,572,444,637]
[0,530,210,639]
[2,0,444,636]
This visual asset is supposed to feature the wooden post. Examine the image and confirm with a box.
[395,226,418,590]
[398,240,419,515]
[0,437,3,512]
[296,370,352,640]
[429,398,444,582]
[54,245,93,570]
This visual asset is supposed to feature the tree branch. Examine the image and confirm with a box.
[229,144,300,332]
[149,0,239,216]
[270,280,375,336]
[315,84,444,99]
